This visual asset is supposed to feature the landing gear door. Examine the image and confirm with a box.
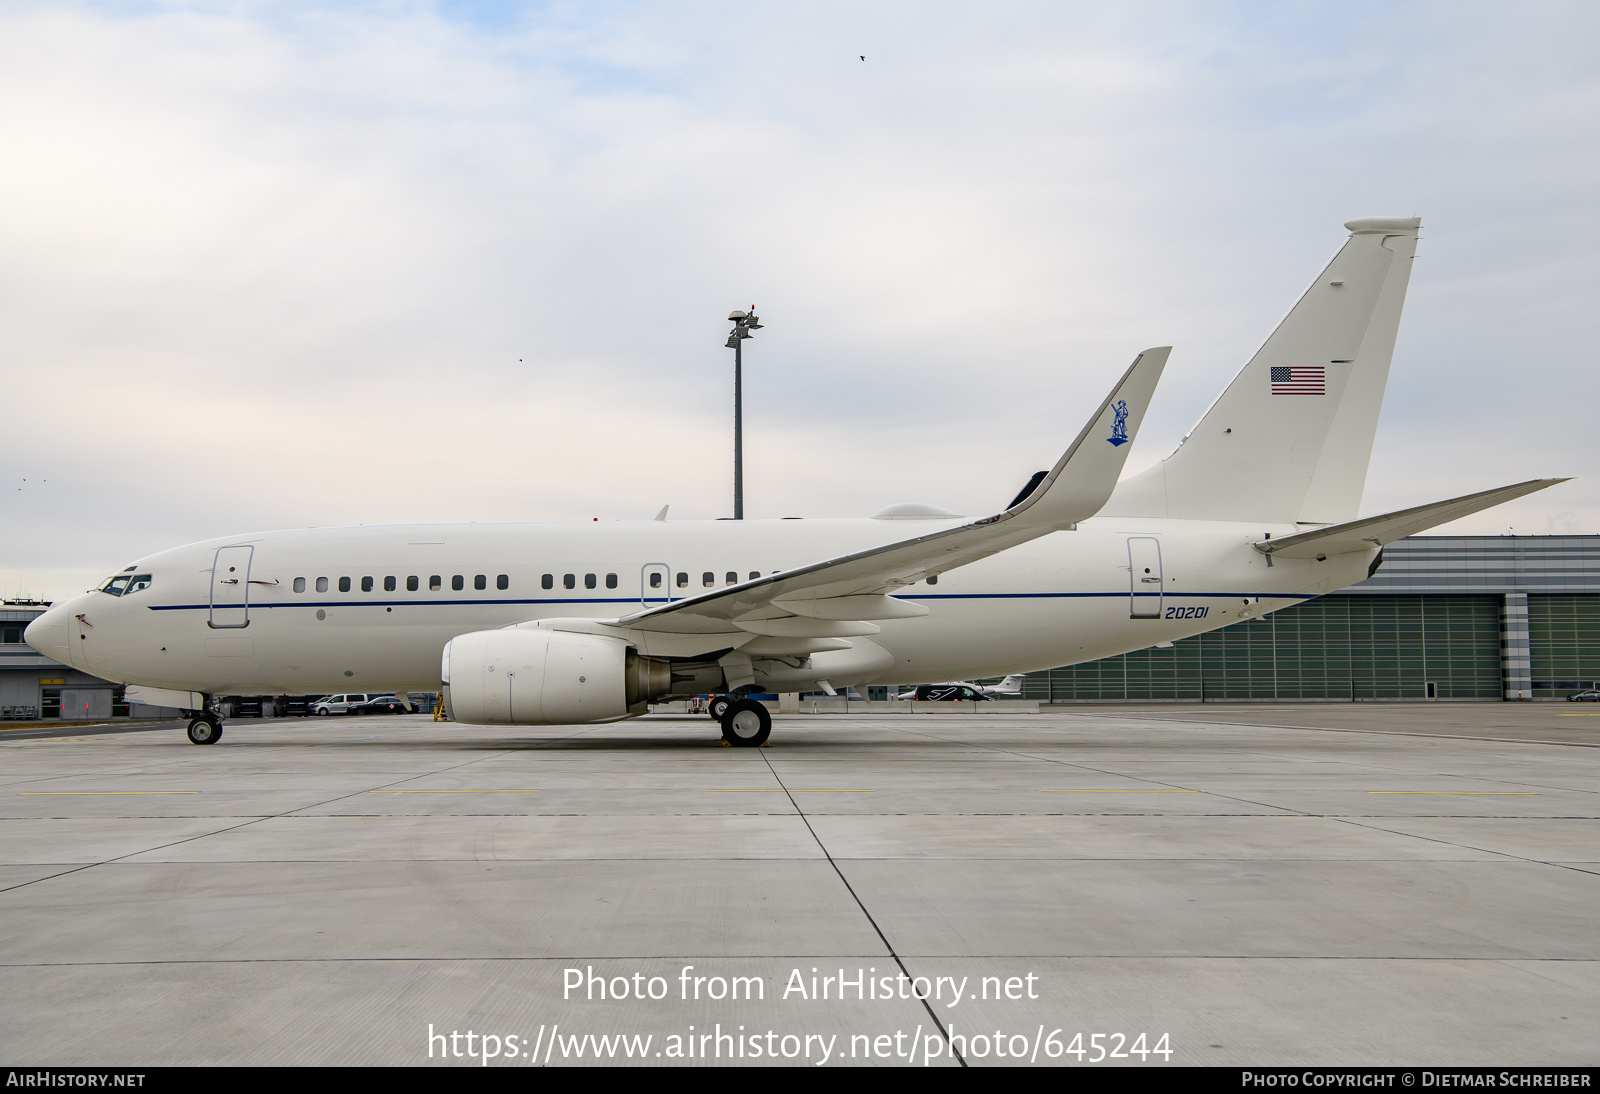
[641,563,671,607]
[210,545,253,629]
[1128,537,1163,619]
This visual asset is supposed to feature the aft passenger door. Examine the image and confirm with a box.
[210,545,253,629]
[641,563,671,606]
[1127,537,1163,619]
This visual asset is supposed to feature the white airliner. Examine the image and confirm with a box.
[25,217,1564,747]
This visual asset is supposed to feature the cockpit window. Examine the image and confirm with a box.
[124,575,153,595]
[99,576,131,596]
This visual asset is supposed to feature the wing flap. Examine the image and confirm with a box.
[1254,479,1568,559]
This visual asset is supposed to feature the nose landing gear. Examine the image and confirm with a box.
[186,714,223,745]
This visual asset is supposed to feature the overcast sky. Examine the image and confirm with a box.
[2,1,1597,600]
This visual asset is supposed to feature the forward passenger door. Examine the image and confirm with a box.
[210,546,253,629]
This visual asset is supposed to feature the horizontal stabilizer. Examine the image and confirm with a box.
[1253,479,1568,559]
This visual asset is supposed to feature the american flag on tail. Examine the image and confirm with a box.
[1270,366,1325,395]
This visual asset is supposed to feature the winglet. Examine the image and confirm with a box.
[1002,347,1169,529]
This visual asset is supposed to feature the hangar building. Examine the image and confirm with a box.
[1019,535,1600,702]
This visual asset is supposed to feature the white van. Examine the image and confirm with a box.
[311,693,389,716]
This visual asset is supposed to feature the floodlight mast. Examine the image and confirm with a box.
[725,307,762,520]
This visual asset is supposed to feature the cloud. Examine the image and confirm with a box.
[1,1,1596,598]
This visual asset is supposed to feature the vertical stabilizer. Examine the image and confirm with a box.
[1103,217,1420,524]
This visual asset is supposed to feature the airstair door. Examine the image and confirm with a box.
[210,546,254,629]
[641,563,672,607]
[1128,537,1163,619]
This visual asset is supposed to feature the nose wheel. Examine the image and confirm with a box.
[187,716,223,745]
[719,698,771,747]
[707,695,731,722]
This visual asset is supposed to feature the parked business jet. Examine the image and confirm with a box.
[25,217,1564,747]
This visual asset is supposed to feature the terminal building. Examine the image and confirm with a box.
[3,535,1598,720]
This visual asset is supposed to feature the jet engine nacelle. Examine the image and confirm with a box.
[442,627,670,725]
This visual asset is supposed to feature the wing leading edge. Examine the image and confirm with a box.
[610,347,1169,635]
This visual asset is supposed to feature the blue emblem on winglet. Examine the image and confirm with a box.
[1107,400,1129,447]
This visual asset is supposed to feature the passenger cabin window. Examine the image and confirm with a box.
[362,577,374,592]
[316,577,329,593]
[676,572,688,587]
[606,574,617,589]
[384,576,397,592]
[474,575,486,590]
[749,571,760,581]
[452,575,464,591]
[702,572,714,587]
[563,574,575,590]
[293,578,306,593]
[497,574,508,590]
[406,576,418,592]
[584,573,596,589]
[542,575,553,590]
[429,576,441,591]
[649,573,662,589]
[725,572,736,585]
[926,575,938,585]
[339,577,351,593]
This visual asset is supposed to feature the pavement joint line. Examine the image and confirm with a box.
[707,788,873,793]
[4,954,1596,968]
[1038,789,1200,793]
[1368,791,1539,795]
[1100,713,1600,750]
[367,789,540,794]
[759,748,967,1068]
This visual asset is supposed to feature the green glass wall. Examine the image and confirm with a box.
[1020,594,1504,701]
[1530,595,1600,697]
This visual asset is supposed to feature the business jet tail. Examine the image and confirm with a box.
[1104,217,1422,525]
[989,674,1026,696]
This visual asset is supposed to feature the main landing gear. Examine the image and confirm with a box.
[719,698,771,748]
[186,714,223,746]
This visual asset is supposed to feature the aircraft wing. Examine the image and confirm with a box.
[1251,479,1568,560]
[610,348,1168,635]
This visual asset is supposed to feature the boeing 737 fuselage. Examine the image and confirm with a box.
[23,217,1566,746]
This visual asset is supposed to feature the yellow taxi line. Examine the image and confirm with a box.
[1368,791,1538,795]
[1039,789,1200,793]
[369,789,540,794]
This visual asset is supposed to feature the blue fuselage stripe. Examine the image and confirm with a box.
[147,590,1314,612]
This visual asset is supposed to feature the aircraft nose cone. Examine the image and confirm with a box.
[24,606,72,664]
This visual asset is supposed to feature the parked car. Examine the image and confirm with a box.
[1566,690,1600,702]
[350,695,410,715]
